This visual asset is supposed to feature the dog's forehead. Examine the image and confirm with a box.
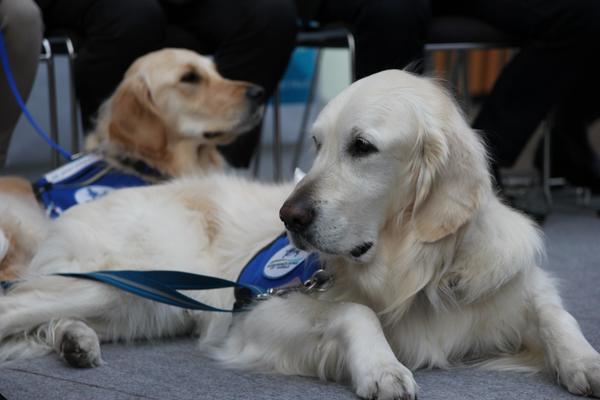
[313,70,423,139]
[128,49,217,80]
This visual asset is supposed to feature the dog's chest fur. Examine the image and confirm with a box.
[321,203,536,369]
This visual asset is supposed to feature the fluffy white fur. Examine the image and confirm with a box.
[0,70,599,399]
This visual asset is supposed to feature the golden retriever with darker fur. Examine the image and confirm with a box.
[0,48,263,280]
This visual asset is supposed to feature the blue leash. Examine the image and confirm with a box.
[0,30,73,160]
[0,234,327,312]
[2,270,264,313]
[56,270,265,312]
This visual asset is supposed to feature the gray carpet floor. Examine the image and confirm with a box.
[0,212,598,400]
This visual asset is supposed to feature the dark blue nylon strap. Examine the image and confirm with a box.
[54,270,265,313]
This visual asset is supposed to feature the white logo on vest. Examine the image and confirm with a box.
[74,185,114,204]
[263,244,310,279]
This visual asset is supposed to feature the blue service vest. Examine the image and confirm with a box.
[235,233,321,307]
[33,154,151,218]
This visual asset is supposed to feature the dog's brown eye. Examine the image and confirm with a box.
[349,137,378,157]
[180,71,201,84]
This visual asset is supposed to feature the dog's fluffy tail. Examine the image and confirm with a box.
[473,350,546,374]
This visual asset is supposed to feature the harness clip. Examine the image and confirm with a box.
[254,268,333,301]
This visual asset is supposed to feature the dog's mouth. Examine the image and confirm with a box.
[289,232,374,260]
[242,105,264,130]
[287,232,313,252]
[202,131,239,145]
[350,242,373,258]
[209,105,263,141]
[203,131,224,140]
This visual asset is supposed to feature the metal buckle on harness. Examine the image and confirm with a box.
[254,268,334,301]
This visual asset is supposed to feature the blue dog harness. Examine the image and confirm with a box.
[33,153,163,218]
[233,233,323,308]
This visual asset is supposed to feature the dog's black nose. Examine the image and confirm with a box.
[279,199,315,233]
[245,85,265,103]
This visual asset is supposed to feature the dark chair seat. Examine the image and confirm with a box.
[45,25,202,54]
[296,26,352,49]
[426,16,518,49]
[294,17,518,51]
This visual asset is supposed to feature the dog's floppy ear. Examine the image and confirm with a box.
[410,107,490,243]
[108,77,167,159]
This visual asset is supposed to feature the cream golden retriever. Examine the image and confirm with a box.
[0,70,598,399]
[0,48,263,280]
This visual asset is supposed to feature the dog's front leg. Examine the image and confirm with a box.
[217,293,417,400]
[531,268,600,397]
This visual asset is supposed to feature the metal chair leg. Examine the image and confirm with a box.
[448,51,461,98]
[542,120,553,208]
[43,39,60,167]
[64,37,79,154]
[457,50,471,111]
[252,135,262,178]
[346,31,356,82]
[272,90,282,182]
[291,49,322,172]
[291,31,356,172]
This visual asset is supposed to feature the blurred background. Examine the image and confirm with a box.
[5,46,599,216]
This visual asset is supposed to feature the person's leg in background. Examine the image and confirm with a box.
[0,0,43,169]
[43,0,167,132]
[164,0,298,168]
[315,0,431,79]
[433,0,600,183]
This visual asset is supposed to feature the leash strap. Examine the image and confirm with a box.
[55,270,265,313]
[0,31,72,160]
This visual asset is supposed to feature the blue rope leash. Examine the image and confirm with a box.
[56,270,266,312]
[2,270,265,313]
[0,30,73,160]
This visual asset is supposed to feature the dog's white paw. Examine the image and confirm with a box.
[354,361,418,400]
[59,321,103,368]
[558,354,600,397]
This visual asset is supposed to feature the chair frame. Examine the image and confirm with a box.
[265,28,355,182]
[39,36,79,167]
